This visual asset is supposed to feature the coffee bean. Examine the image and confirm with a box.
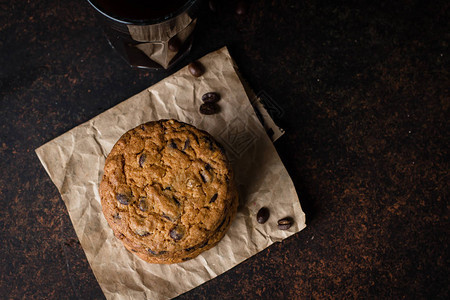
[256,207,270,224]
[236,1,247,15]
[116,193,129,205]
[209,193,218,203]
[139,153,146,167]
[188,61,204,77]
[201,92,220,103]
[199,102,220,115]
[169,226,185,241]
[138,197,147,211]
[277,217,293,230]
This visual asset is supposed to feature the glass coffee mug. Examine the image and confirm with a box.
[87,0,202,69]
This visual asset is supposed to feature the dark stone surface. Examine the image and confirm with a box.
[1,0,448,298]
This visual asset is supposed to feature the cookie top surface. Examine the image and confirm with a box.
[99,119,235,256]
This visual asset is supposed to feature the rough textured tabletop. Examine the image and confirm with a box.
[0,0,448,299]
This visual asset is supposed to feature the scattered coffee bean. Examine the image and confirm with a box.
[277,217,293,230]
[138,197,147,211]
[116,193,130,205]
[257,207,270,224]
[199,102,220,115]
[201,92,220,103]
[169,226,185,241]
[139,153,146,167]
[188,61,204,77]
[209,193,218,203]
[236,1,247,15]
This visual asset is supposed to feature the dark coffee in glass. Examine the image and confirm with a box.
[87,0,201,69]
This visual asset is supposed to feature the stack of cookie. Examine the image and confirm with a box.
[99,119,238,263]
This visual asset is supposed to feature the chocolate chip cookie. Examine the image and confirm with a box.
[99,119,238,264]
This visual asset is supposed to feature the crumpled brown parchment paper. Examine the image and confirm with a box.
[35,47,306,300]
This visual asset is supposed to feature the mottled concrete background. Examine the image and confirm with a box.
[0,0,448,298]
